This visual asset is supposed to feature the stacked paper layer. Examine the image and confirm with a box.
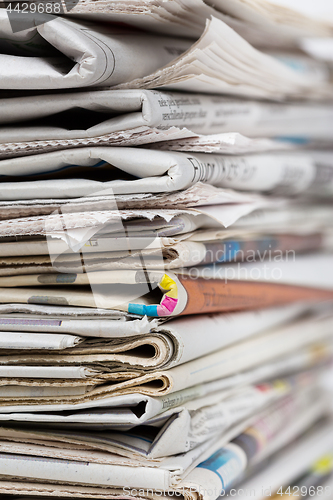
[0,1,333,499]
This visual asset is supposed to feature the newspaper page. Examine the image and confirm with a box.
[0,304,306,371]
[0,12,331,98]
[175,390,329,500]
[0,312,331,405]
[205,0,333,39]
[231,204,333,233]
[236,421,333,499]
[0,130,291,160]
[0,255,332,317]
[114,17,332,99]
[0,11,192,89]
[0,184,262,222]
[2,89,333,150]
[0,198,331,237]
[0,302,303,336]
[0,376,322,477]
[1,148,332,199]
[0,388,326,497]
[0,371,316,459]
[52,0,333,43]
[0,231,328,275]
[4,89,333,138]
[0,202,280,242]
[0,342,329,426]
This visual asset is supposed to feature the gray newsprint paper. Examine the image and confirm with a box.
[0,12,331,98]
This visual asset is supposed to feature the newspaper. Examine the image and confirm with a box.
[0,230,327,274]
[0,302,304,336]
[1,0,228,39]
[0,202,282,241]
[0,371,316,459]
[237,421,333,499]
[1,148,333,200]
[204,0,333,38]
[2,89,333,157]
[173,390,329,500]
[113,17,332,99]
[0,11,193,90]
[53,0,333,44]
[0,126,195,160]
[0,12,331,98]
[0,312,331,406]
[4,89,333,139]
[0,202,331,245]
[0,306,313,395]
[231,204,333,234]
[0,331,176,371]
[0,184,266,223]
[0,341,328,424]
[267,453,333,500]
[0,254,332,316]
[151,134,291,155]
[0,6,331,497]
[0,387,326,498]
[0,129,291,160]
[0,304,306,371]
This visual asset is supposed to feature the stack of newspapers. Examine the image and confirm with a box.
[1,1,333,498]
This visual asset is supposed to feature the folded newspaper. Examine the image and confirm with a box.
[0,386,329,500]
[0,340,329,427]
[0,201,280,238]
[0,304,303,372]
[0,254,332,317]
[1,148,333,200]
[1,417,333,499]
[0,12,332,99]
[0,369,318,458]
[0,230,327,274]
[237,423,333,499]
[0,184,270,224]
[0,311,332,406]
[0,192,330,229]
[5,89,333,139]
[47,0,333,44]
[1,90,333,158]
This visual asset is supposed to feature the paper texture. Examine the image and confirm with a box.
[0,387,327,498]
[0,12,193,89]
[0,12,331,98]
[0,312,331,406]
[2,88,333,158]
[0,255,332,317]
[0,231,327,275]
[0,304,307,375]
[53,0,333,44]
[5,89,333,139]
[0,202,277,241]
[1,148,332,200]
[0,184,261,221]
[0,370,315,459]
[238,421,333,499]
[0,342,328,423]
[114,17,332,99]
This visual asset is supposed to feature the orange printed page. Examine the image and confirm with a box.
[178,276,333,316]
